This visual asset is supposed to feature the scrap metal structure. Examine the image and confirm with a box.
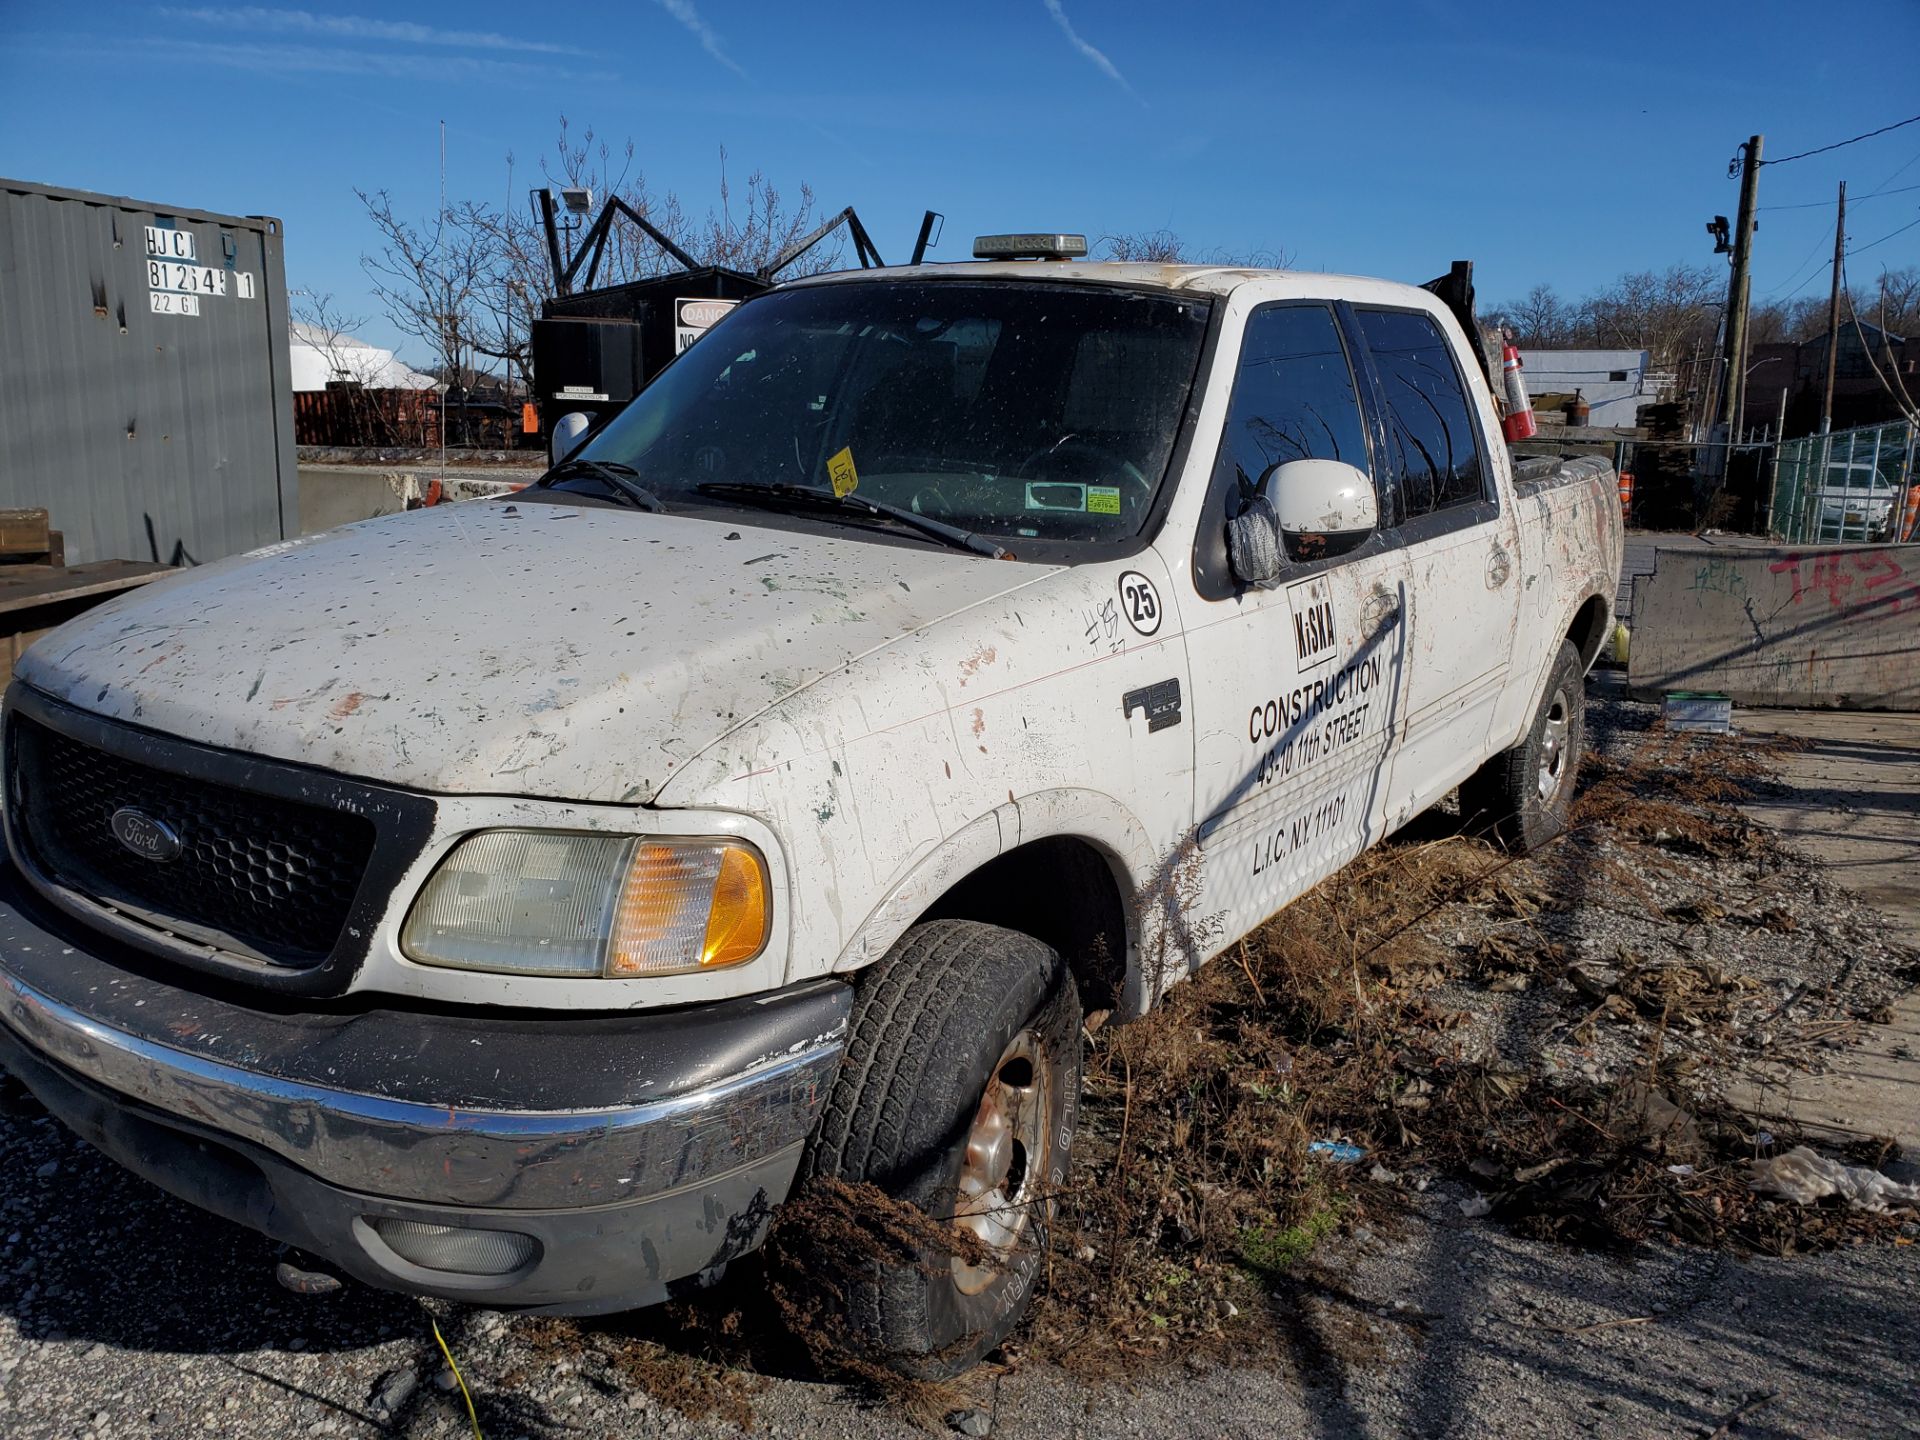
[529,189,915,445]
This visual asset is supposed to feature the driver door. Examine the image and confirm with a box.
[1181,302,1413,960]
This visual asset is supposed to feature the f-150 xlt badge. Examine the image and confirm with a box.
[110,807,183,863]
[1122,678,1182,732]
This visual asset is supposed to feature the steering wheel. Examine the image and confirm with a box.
[1019,438,1152,509]
[910,484,957,519]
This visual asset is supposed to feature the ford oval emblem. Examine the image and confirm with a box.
[109,807,183,863]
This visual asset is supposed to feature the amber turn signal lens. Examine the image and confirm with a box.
[607,841,768,976]
[702,844,768,967]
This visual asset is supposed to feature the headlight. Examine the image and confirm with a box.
[401,831,770,977]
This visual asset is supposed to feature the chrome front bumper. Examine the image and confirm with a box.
[0,866,849,1310]
[0,962,841,1211]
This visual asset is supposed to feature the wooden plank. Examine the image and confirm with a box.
[0,561,174,618]
[0,509,51,557]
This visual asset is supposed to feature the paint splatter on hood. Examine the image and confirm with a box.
[15,501,1056,804]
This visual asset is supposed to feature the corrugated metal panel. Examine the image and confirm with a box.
[0,177,296,565]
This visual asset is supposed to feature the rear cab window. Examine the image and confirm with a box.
[1351,307,1491,526]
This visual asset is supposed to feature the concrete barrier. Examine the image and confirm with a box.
[1627,543,1920,710]
[297,468,529,536]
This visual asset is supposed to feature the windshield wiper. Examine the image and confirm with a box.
[542,457,666,513]
[695,481,1010,559]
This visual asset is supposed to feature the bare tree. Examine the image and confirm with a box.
[290,291,420,446]
[463,124,836,392]
[1870,264,1920,338]
[356,189,486,389]
[1099,229,1188,262]
[1584,264,1720,370]
[1494,283,1582,348]
[291,291,382,386]
[695,146,831,276]
[357,119,856,411]
[1097,231,1296,269]
[540,116,692,285]
[460,190,547,395]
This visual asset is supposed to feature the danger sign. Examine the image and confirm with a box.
[675,297,739,353]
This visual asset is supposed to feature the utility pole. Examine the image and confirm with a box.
[1820,180,1847,433]
[1716,135,1763,462]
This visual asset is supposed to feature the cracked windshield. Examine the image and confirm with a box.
[565,280,1210,547]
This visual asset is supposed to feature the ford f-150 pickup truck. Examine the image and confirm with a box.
[0,238,1621,1376]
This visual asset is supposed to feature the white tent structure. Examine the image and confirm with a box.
[288,322,436,393]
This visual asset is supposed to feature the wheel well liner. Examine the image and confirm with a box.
[918,836,1126,1014]
[1567,592,1611,671]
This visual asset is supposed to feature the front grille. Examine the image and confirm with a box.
[7,714,376,965]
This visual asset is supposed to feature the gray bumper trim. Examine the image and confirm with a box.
[0,965,842,1211]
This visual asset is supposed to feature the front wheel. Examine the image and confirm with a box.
[1460,638,1587,853]
[795,920,1081,1378]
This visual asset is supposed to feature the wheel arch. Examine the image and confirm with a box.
[1566,589,1613,673]
[829,788,1159,1019]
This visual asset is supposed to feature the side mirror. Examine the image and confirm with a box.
[1226,459,1377,587]
[1269,458,1378,540]
[550,411,592,467]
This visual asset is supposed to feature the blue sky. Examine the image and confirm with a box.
[5,1,1918,365]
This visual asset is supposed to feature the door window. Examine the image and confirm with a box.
[1212,304,1372,498]
[1354,308,1487,518]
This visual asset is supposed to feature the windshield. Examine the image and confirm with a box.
[568,279,1211,549]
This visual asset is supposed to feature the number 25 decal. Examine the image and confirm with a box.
[1117,570,1162,637]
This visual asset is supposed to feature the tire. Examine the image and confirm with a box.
[1460,638,1586,854]
[798,919,1081,1378]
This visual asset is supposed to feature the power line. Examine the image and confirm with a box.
[1755,112,1920,169]
[1869,146,1920,191]
[1759,180,1920,211]
[1848,212,1920,257]
[1838,264,1919,423]
[1767,221,1836,299]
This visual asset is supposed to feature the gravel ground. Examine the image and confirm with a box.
[0,1120,1912,1440]
[0,679,1915,1439]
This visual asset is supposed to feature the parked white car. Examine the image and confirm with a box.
[1815,460,1899,539]
[0,240,1621,1375]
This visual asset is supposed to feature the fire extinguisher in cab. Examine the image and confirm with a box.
[1501,336,1537,443]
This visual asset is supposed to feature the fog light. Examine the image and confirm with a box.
[368,1218,538,1276]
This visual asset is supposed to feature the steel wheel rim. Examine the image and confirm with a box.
[951,1028,1054,1295]
[1537,687,1571,802]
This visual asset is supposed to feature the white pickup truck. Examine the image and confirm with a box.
[0,238,1620,1376]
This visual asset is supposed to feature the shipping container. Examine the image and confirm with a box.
[0,177,296,566]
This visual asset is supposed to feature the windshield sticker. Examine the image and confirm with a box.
[827,445,860,498]
[1025,481,1086,512]
[1087,486,1122,516]
[1117,570,1162,636]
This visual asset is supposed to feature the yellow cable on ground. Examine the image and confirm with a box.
[430,1315,485,1440]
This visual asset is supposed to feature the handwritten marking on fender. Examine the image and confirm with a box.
[1082,596,1124,654]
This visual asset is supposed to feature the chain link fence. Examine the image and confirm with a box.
[1770,420,1920,545]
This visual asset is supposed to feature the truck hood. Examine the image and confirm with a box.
[16,500,1058,803]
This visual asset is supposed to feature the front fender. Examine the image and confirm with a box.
[832,786,1188,1022]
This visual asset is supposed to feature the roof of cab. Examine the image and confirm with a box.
[782,259,1426,303]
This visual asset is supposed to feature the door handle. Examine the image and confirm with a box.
[1361,588,1400,634]
[1486,545,1513,589]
